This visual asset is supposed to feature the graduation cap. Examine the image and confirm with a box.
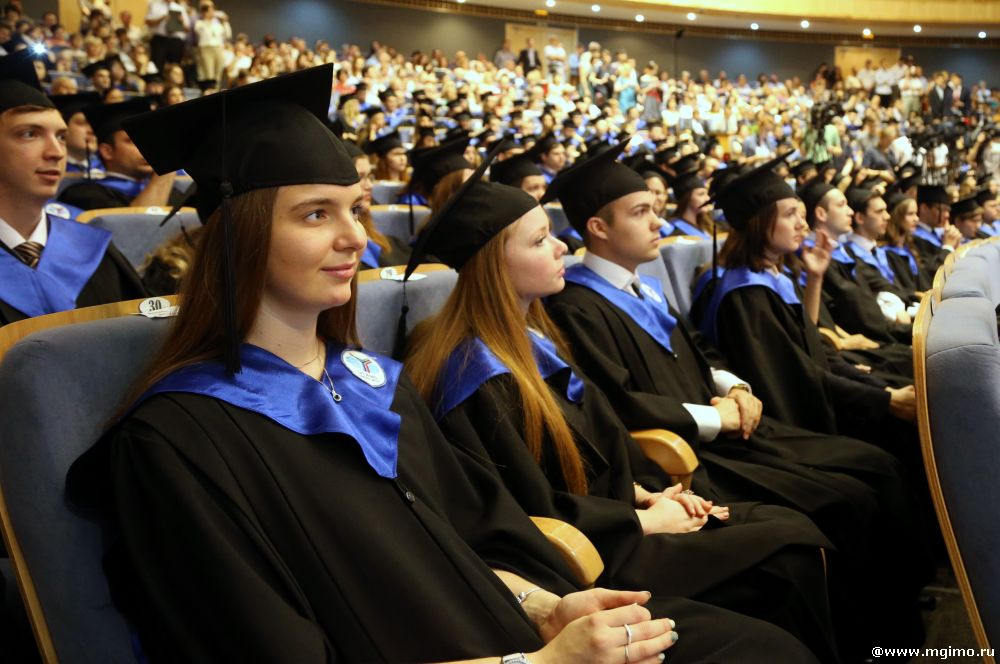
[365,130,403,156]
[709,152,795,230]
[583,136,615,160]
[885,190,909,212]
[141,73,165,86]
[361,105,385,118]
[668,169,705,201]
[49,91,100,120]
[975,188,997,207]
[708,165,746,199]
[444,126,470,143]
[492,133,520,154]
[887,172,920,197]
[666,152,701,175]
[789,159,816,178]
[845,186,880,214]
[84,97,153,144]
[814,160,837,175]
[541,136,647,234]
[341,139,365,160]
[337,92,358,110]
[408,135,472,192]
[378,89,396,103]
[624,152,666,183]
[0,51,54,113]
[489,151,542,186]
[81,56,118,78]
[797,176,836,217]
[528,132,560,158]
[951,195,982,218]
[416,125,437,139]
[895,161,919,179]
[122,64,359,373]
[916,183,950,206]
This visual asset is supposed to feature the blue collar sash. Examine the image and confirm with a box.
[0,215,111,318]
[669,219,710,239]
[360,240,383,269]
[434,331,584,420]
[564,264,677,354]
[96,175,147,199]
[913,225,942,248]
[658,219,676,238]
[138,344,403,478]
[558,226,582,242]
[697,266,800,342]
[845,241,896,283]
[882,245,919,275]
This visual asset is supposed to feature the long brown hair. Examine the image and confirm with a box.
[359,208,391,254]
[372,153,407,182]
[676,190,716,234]
[882,196,921,260]
[405,227,589,495]
[118,186,360,416]
[428,170,468,212]
[718,201,779,271]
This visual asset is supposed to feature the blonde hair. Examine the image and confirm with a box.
[405,228,588,494]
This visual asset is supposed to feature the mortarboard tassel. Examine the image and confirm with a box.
[219,92,240,374]
[711,219,718,289]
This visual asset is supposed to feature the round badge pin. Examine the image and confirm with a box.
[341,350,387,388]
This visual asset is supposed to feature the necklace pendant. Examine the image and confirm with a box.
[332,391,343,403]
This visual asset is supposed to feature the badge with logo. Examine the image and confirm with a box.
[44,203,72,219]
[640,282,662,303]
[341,350,387,388]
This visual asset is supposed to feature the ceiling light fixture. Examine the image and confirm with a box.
[800,19,810,29]
[686,12,696,20]
[750,22,759,30]
[591,3,600,12]
[635,14,645,22]
[913,24,922,33]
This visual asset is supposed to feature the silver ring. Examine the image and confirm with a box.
[681,489,695,495]
[624,622,633,645]
[624,643,631,664]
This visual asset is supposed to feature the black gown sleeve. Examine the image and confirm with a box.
[546,297,701,443]
[58,182,131,211]
[110,419,337,663]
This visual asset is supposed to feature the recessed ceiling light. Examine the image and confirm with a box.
[635,14,645,22]
[545,0,555,6]
[800,19,810,29]
[591,3,600,12]
[686,12,696,20]
[750,22,759,30]
[978,31,987,39]
[913,24,922,33]
[862,28,872,37]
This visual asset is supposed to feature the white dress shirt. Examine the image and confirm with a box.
[582,252,749,441]
[0,212,47,251]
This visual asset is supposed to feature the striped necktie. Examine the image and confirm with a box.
[14,241,44,268]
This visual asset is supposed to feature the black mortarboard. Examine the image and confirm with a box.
[406,143,536,276]
[797,177,836,216]
[667,152,701,176]
[917,183,950,206]
[814,159,836,174]
[81,56,118,78]
[708,165,747,198]
[896,161,919,179]
[444,126,470,143]
[790,159,816,178]
[141,73,165,86]
[417,126,437,138]
[85,97,152,144]
[668,169,705,200]
[362,105,385,118]
[489,151,542,186]
[845,186,880,214]
[887,172,920,197]
[408,136,471,192]
[529,132,560,158]
[378,89,396,102]
[365,130,403,156]
[951,196,982,218]
[454,111,471,122]
[492,133,519,154]
[624,152,666,183]
[584,136,615,160]
[50,91,100,120]
[0,51,54,112]
[885,190,908,211]
[124,64,358,374]
[337,92,358,109]
[341,139,364,160]
[541,136,647,234]
[710,153,795,230]
[975,188,997,206]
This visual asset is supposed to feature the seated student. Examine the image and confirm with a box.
[49,91,103,177]
[139,223,202,296]
[881,192,933,293]
[950,195,985,241]
[797,177,913,344]
[58,98,180,211]
[841,186,919,305]
[528,133,566,184]
[542,143,932,659]
[911,183,962,276]
[0,53,145,326]
[342,140,411,269]
[976,187,999,236]
[398,136,471,207]
[405,150,843,663]
[630,159,670,222]
[366,130,408,183]
[691,159,926,466]
[789,160,818,188]
[65,65,817,664]
[663,161,712,239]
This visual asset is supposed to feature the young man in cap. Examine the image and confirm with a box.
[976,187,999,236]
[50,91,103,177]
[529,132,566,184]
[58,97,180,210]
[842,186,917,304]
[912,183,961,275]
[0,52,145,326]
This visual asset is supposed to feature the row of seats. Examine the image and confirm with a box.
[0,265,698,661]
[913,237,1000,662]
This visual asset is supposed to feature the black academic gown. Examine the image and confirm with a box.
[821,254,911,344]
[0,218,146,327]
[883,247,934,295]
[67,375,818,663]
[58,179,188,211]
[841,243,914,302]
[435,352,841,662]
[910,234,950,279]
[547,281,932,658]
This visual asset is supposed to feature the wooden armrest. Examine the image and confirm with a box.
[629,429,698,490]
[817,327,844,351]
[530,516,605,587]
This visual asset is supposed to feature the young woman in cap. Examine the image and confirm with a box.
[67,65,686,664]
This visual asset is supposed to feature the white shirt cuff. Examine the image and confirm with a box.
[876,291,907,321]
[941,245,955,253]
[682,403,721,442]
[711,369,747,397]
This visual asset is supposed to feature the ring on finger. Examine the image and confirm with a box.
[681,489,695,495]
[623,622,633,645]
[624,643,631,664]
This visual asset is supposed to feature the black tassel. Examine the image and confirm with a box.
[220,181,240,374]
[391,285,409,361]
[84,140,92,181]
[711,220,718,288]
[159,183,197,227]
[407,195,415,236]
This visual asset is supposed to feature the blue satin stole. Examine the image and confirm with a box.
[97,175,148,199]
[563,264,677,354]
[397,192,428,206]
[979,223,998,237]
[844,241,896,283]
[912,225,942,248]
[668,218,710,239]
[360,240,383,269]
[558,226,583,242]
[657,219,676,238]
[883,245,919,275]
[0,215,111,318]
[434,330,585,420]
[697,266,801,343]
[137,343,403,479]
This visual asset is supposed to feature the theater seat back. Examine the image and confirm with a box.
[356,268,459,355]
[0,313,174,663]
[658,237,717,317]
[79,207,200,271]
[370,204,432,243]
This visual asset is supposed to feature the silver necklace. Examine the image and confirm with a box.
[321,366,343,402]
